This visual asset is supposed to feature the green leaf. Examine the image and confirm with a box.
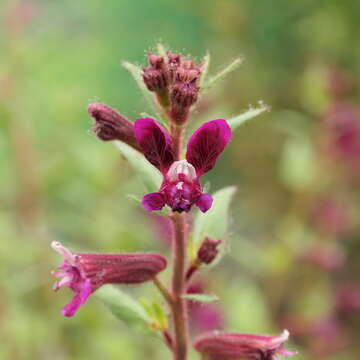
[114,141,161,193]
[122,61,164,122]
[182,293,219,303]
[152,302,168,330]
[139,298,168,331]
[202,57,243,90]
[96,286,151,329]
[191,186,237,257]
[199,52,211,88]
[227,102,270,130]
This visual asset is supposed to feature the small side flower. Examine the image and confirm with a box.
[193,329,297,360]
[51,241,167,317]
[88,102,141,151]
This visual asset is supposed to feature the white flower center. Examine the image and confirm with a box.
[167,160,196,182]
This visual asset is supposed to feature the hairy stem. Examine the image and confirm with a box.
[170,123,184,160]
[171,212,188,360]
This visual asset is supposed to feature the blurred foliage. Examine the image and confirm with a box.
[1,0,360,359]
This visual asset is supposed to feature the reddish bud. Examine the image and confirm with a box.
[171,80,199,108]
[143,68,169,91]
[170,80,199,124]
[88,103,141,151]
[51,241,166,316]
[197,237,221,265]
[194,330,297,360]
[143,53,169,92]
[167,51,181,81]
[176,67,200,83]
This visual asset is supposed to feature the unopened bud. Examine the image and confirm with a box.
[171,80,199,108]
[167,51,181,82]
[176,67,200,83]
[143,53,169,92]
[143,68,168,91]
[170,80,199,124]
[148,53,165,69]
[182,59,197,70]
[88,103,141,151]
[197,237,221,265]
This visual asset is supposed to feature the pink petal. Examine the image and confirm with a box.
[142,192,166,212]
[134,118,174,172]
[61,279,92,317]
[196,193,213,213]
[186,119,232,175]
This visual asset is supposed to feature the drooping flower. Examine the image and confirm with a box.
[51,241,167,317]
[134,118,232,213]
[193,329,297,360]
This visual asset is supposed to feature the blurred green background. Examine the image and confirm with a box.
[1,0,360,359]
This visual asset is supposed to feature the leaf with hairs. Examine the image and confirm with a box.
[227,102,270,130]
[96,286,151,330]
[202,57,243,91]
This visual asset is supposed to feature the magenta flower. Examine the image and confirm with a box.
[51,241,167,317]
[134,118,232,213]
[194,330,297,360]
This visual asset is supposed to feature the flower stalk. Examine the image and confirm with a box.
[170,212,189,360]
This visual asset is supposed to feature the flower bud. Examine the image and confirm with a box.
[167,51,181,82]
[176,67,200,83]
[143,53,169,92]
[88,103,141,151]
[193,330,297,360]
[171,80,199,108]
[170,80,199,124]
[197,237,221,265]
[51,241,167,317]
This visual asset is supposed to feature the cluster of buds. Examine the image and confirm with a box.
[143,51,201,124]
